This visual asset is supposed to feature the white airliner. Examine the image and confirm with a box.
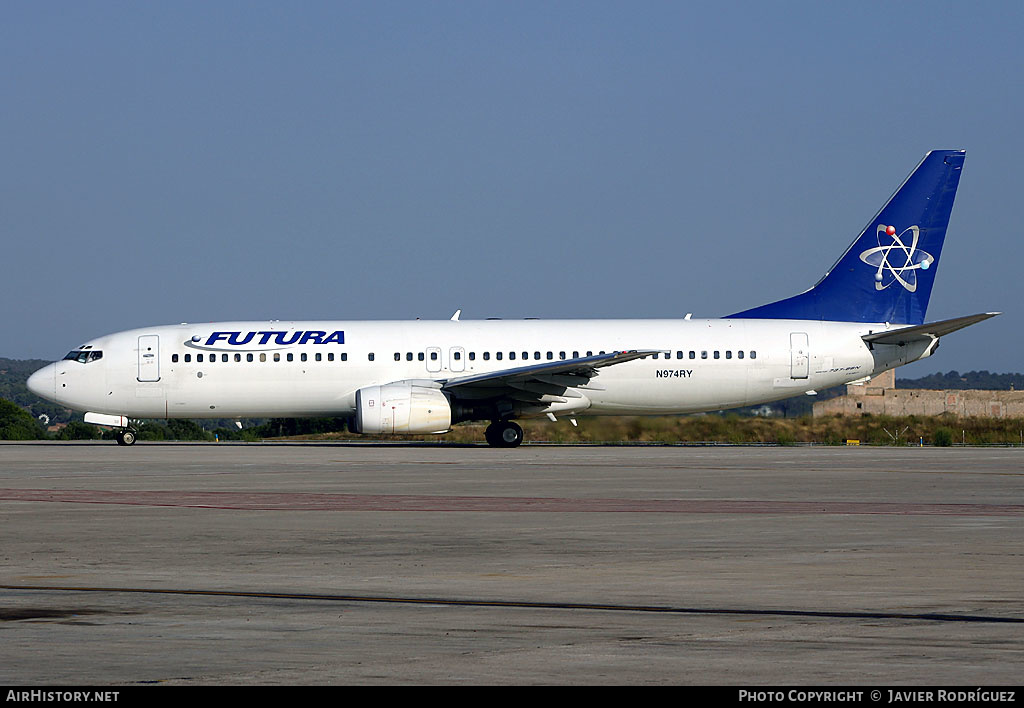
[28,150,997,446]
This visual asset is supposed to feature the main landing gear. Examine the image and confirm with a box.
[484,420,524,448]
[115,428,137,446]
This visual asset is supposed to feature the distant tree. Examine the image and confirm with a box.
[0,398,47,440]
[167,419,213,441]
[0,358,76,424]
[252,417,349,438]
[136,421,170,441]
[899,370,1024,391]
[56,421,102,440]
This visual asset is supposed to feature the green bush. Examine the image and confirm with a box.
[0,398,47,440]
[56,421,102,440]
[167,419,213,441]
[933,427,954,447]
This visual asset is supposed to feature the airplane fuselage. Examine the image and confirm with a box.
[29,317,925,422]
[24,150,985,446]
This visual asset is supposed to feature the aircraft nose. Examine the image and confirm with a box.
[26,364,56,401]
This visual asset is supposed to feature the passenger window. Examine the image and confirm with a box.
[586,351,593,357]
[522,352,528,360]
[172,354,179,363]
[751,351,757,359]
[689,351,696,359]
[315,353,322,362]
[573,351,579,359]
[368,353,375,361]
[430,352,437,361]
[394,353,401,361]
[246,354,254,362]
[274,353,281,362]
[260,353,267,362]
[234,354,241,362]
[677,351,684,359]
[418,352,424,361]
[454,351,461,360]
[534,352,541,360]
[701,351,708,359]
[652,353,659,360]
[341,353,348,361]
[726,351,732,359]
[559,351,566,360]
[483,352,490,361]
[301,353,308,362]
[714,351,720,359]
[328,353,334,362]
[509,352,516,360]
[738,350,744,359]
[496,352,503,360]
[287,353,294,362]
[406,352,413,361]
[184,354,192,363]
[546,352,553,360]
[222,354,228,362]
[197,354,204,363]
[469,352,475,361]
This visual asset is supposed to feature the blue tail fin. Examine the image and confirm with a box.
[729,150,965,325]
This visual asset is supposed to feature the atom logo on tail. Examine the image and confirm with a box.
[859,224,934,292]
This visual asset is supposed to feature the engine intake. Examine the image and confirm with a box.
[354,383,452,435]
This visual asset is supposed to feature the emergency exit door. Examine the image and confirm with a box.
[425,346,442,373]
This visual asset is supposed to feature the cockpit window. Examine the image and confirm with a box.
[63,350,103,363]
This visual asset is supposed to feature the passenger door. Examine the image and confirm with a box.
[790,332,809,379]
[137,335,161,382]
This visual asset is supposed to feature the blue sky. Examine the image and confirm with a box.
[2,1,1021,375]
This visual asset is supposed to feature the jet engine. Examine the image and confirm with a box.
[354,383,452,435]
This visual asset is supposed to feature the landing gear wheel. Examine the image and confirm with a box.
[116,429,137,446]
[485,420,523,448]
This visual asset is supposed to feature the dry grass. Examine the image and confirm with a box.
[277,414,1024,446]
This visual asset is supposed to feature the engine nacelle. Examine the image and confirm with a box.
[354,383,452,435]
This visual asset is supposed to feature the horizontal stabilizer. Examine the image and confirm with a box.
[862,312,1000,346]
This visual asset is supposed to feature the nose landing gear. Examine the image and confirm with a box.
[484,420,524,448]
[115,429,137,446]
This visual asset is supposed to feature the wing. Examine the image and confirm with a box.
[862,312,1000,346]
[441,350,658,410]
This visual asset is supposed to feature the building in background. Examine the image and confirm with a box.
[813,369,1024,418]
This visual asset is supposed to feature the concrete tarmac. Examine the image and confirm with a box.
[0,442,1022,685]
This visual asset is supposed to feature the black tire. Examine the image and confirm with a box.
[486,420,523,448]
[117,430,137,446]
